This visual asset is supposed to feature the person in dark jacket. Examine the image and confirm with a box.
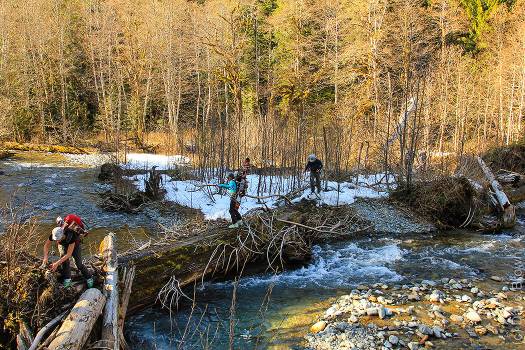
[41,226,93,288]
[304,154,323,195]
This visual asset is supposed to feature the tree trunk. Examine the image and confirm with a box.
[477,156,516,228]
[47,288,106,350]
[100,233,119,350]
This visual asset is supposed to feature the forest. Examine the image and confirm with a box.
[1,0,524,172]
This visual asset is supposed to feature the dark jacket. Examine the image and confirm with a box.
[305,159,323,172]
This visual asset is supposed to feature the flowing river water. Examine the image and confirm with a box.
[1,152,524,350]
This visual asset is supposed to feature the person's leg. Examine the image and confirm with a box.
[234,204,242,222]
[61,257,71,281]
[309,173,315,193]
[72,244,91,280]
[229,199,239,224]
[315,172,321,194]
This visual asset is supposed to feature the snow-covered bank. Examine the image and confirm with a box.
[128,172,394,221]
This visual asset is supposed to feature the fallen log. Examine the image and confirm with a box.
[118,266,135,350]
[477,156,516,228]
[47,288,106,350]
[100,233,119,350]
[120,203,368,312]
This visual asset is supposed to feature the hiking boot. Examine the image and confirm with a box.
[63,279,72,288]
[86,277,94,288]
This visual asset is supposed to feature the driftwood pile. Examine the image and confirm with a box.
[98,166,165,213]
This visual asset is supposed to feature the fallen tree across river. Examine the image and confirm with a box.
[117,202,369,313]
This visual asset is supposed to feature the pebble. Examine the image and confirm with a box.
[388,335,398,345]
[490,275,503,282]
[310,320,327,333]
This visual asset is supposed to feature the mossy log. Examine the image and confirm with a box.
[120,203,366,313]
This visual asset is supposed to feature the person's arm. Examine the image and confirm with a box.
[304,162,310,172]
[42,239,52,266]
[50,243,75,272]
[318,160,323,171]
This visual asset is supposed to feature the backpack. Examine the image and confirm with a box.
[235,176,248,198]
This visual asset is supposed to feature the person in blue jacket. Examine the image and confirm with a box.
[219,172,243,228]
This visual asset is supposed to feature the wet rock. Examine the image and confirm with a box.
[490,275,502,282]
[470,287,479,294]
[311,320,327,333]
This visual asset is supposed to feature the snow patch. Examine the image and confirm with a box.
[127,172,393,221]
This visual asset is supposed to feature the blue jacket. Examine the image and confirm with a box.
[219,180,237,198]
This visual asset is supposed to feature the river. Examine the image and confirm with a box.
[1,152,523,349]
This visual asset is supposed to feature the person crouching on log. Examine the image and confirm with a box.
[304,154,323,198]
[41,223,93,288]
[219,172,243,229]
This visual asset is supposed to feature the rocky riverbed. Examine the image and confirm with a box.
[306,277,524,350]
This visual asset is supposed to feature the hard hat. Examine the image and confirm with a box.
[51,227,64,241]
